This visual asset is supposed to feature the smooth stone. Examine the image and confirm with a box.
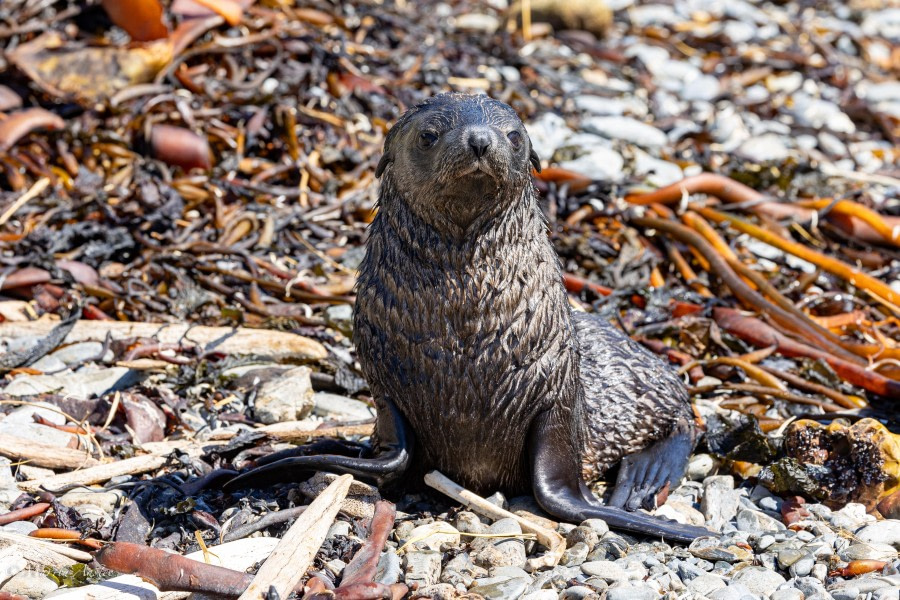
[558,585,598,600]
[253,366,315,424]
[857,521,900,548]
[790,554,815,577]
[469,575,529,599]
[777,548,803,569]
[453,13,499,33]
[404,550,442,586]
[873,588,900,600]
[50,341,109,365]
[406,522,461,551]
[0,422,78,449]
[28,355,67,373]
[702,476,742,531]
[582,116,667,148]
[456,511,488,537]
[3,366,139,399]
[790,92,856,134]
[3,401,67,426]
[1,521,38,535]
[580,560,629,583]
[687,573,727,595]
[327,520,351,539]
[655,501,705,526]
[0,570,58,597]
[0,555,26,587]
[324,304,352,335]
[526,113,573,161]
[579,519,609,537]
[557,146,624,182]
[604,584,657,600]
[312,392,374,420]
[729,566,786,598]
[841,542,898,561]
[561,542,589,566]
[573,95,646,117]
[566,526,600,549]
[58,489,125,514]
[771,589,804,600]
[687,454,718,481]
[736,509,786,533]
[473,518,526,569]
[376,550,401,584]
[737,134,791,163]
[521,591,556,600]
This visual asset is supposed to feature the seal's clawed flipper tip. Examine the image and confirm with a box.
[608,424,695,512]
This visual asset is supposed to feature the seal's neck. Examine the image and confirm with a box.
[375,173,546,270]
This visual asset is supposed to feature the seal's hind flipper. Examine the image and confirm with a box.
[607,417,694,511]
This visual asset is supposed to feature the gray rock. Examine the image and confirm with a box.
[526,113,573,161]
[469,575,529,599]
[324,304,353,335]
[51,341,111,365]
[28,355,67,373]
[558,585,599,599]
[654,500,705,526]
[687,454,718,481]
[0,555,26,588]
[558,145,624,182]
[730,566,786,598]
[777,548,803,569]
[312,392,374,420]
[573,95,646,118]
[520,591,556,600]
[0,422,78,449]
[737,134,791,163]
[582,116,668,148]
[561,542,589,566]
[840,542,898,561]
[857,521,900,548]
[579,519,609,538]
[790,92,856,134]
[253,366,315,424]
[376,550,401,584]
[580,560,628,583]
[1,521,37,535]
[831,588,860,600]
[687,573,727,595]
[441,552,483,587]
[790,554,815,577]
[414,583,460,600]
[473,518,527,569]
[675,559,707,581]
[702,476,742,531]
[58,489,125,514]
[566,526,600,549]
[604,584,657,600]
[404,550,442,586]
[771,589,804,600]
[406,521,460,551]
[0,570,58,598]
[453,13,499,34]
[4,366,140,399]
[456,511,488,537]
[736,508,786,533]
[327,520,351,538]
[873,587,900,600]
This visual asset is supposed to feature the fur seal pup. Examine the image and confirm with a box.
[226,93,710,542]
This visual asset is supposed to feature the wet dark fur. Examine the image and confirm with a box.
[354,93,694,496]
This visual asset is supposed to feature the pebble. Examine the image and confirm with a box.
[686,454,718,481]
[252,365,315,424]
[312,392,374,420]
[771,589,805,600]
[604,584,657,600]
[840,542,898,561]
[857,521,900,548]
[3,366,139,399]
[729,566,786,598]
[0,570,59,598]
[469,574,530,599]
[702,476,742,531]
[736,508,786,533]
[405,521,461,551]
[50,341,111,365]
[687,573,728,595]
[473,518,527,569]
[404,550,442,586]
[376,550,402,584]
[558,145,624,182]
[558,585,599,599]
[580,560,629,583]
[582,116,668,148]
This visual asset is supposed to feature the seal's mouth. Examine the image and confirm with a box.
[456,159,497,181]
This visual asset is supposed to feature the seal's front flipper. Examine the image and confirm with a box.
[607,418,694,512]
[528,410,710,544]
[224,398,413,491]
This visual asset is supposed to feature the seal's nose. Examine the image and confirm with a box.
[468,130,492,158]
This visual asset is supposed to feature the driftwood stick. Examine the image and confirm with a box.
[207,422,374,442]
[237,474,353,600]
[0,434,98,470]
[18,454,169,492]
[425,470,565,570]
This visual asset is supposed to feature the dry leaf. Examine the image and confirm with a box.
[101,0,169,41]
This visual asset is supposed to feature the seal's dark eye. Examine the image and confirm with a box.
[507,130,523,149]
[418,131,438,149]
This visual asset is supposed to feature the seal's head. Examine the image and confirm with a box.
[375,93,541,231]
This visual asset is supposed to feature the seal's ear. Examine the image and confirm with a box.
[375,152,391,178]
[529,147,542,173]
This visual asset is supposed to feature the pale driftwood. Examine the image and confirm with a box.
[425,470,566,570]
[0,433,99,469]
[0,530,90,569]
[18,440,227,492]
[46,536,280,600]
[237,474,353,600]
[0,320,328,361]
[206,421,374,442]
[18,454,169,492]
